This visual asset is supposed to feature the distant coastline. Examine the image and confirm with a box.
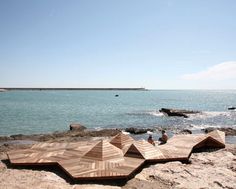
[0,89,8,92]
[1,87,146,91]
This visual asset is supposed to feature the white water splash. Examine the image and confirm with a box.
[148,111,164,117]
[190,124,217,130]
[127,111,164,117]
[121,131,130,135]
[188,111,233,120]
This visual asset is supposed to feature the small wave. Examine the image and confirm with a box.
[127,111,163,117]
[121,131,130,135]
[94,127,103,131]
[190,123,236,130]
[188,111,233,120]
[205,111,233,116]
[148,111,164,117]
[126,112,148,116]
[190,124,217,130]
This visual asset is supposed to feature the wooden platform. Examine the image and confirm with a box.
[156,130,225,161]
[7,130,225,180]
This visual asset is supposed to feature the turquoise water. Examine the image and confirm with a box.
[0,90,236,136]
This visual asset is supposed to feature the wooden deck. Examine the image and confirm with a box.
[156,130,225,161]
[7,130,225,180]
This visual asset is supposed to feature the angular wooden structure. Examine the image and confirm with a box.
[156,130,225,162]
[110,132,134,153]
[59,140,144,179]
[7,130,225,181]
[125,140,165,160]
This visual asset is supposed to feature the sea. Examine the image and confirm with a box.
[0,90,235,140]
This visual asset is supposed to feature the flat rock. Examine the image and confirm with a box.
[159,108,200,118]
[125,127,154,134]
[178,129,192,134]
[69,123,87,131]
[203,127,236,136]
[0,136,13,142]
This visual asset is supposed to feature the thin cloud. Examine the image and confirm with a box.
[181,61,236,80]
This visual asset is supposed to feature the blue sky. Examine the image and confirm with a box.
[0,0,236,89]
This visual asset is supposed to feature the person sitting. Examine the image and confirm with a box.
[158,130,168,144]
[147,134,155,146]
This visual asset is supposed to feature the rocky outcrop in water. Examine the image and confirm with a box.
[159,108,200,118]
[178,129,192,134]
[228,107,236,110]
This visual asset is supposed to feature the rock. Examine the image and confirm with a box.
[125,127,154,134]
[159,108,189,118]
[160,108,200,114]
[203,127,236,136]
[123,178,172,189]
[132,145,236,189]
[69,123,87,131]
[217,127,236,136]
[0,161,6,170]
[159,108,202,118]
[228,107,236,110]
[179,129,192,134]
[0,136,12,142]
[10,134,26,140]
[81,129,120,137]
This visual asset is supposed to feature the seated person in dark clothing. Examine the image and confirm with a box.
[147,134,155,146]
[158,130,168,144]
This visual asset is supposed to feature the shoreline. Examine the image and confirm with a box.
[0,126,235,147]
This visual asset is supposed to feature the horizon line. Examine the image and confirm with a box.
[1,87,236,91]
[0,87,147,91]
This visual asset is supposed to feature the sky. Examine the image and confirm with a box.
[0,0,236,89]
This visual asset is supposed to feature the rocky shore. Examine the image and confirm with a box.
[0,124,236,189]
[0,127,236,189]
[0,129,120,144]
[1,125,235,144]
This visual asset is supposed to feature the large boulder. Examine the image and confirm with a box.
[178,129,192,134]
[159,108,200,118]
[69,123,87,131]
[125,127,154,134]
